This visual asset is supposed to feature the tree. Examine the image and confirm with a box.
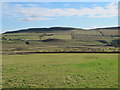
[25,41,30,45]
[39,33,54,40]
[39,33,46,40]
[1,37,7,40]
[98,30,104,36]
[71,31,75,40]
[110,39,120,47]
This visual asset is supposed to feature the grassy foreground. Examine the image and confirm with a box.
[2,53,118,88]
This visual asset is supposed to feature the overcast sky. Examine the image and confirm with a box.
[2,2,118,32]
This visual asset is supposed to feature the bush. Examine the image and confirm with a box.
[1,37,7,40]
[110,39,120,47]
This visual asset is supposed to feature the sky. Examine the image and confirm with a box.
[1,2,119,32]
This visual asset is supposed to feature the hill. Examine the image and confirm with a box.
[2,26,119,54]
[3,26,119,34]
[90,26,120,30]
[3,27,83,34]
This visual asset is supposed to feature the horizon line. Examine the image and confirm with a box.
[1,25,119,34]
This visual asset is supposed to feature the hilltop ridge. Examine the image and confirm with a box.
[3,26,119,34]
[4,27,83,34]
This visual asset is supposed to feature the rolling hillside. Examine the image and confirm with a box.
[1,26,119,54]
[3,27,83,34]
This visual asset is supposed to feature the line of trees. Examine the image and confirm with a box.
[39,33,54,40]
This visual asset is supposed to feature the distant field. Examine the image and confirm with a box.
[2,29,120,54]
[2,53,118,88]
[99,30,118,36]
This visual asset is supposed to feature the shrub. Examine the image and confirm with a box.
[110,39,120,47]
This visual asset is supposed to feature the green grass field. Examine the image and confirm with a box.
[2,53,118,88]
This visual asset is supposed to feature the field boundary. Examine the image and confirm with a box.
[1,51,120,55]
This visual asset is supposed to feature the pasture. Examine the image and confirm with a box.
[2,29,119,54]
[2,53,118,88]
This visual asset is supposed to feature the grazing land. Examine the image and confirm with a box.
[2,53,118,88]
[1,27,120,54]
[1,27,119,88]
